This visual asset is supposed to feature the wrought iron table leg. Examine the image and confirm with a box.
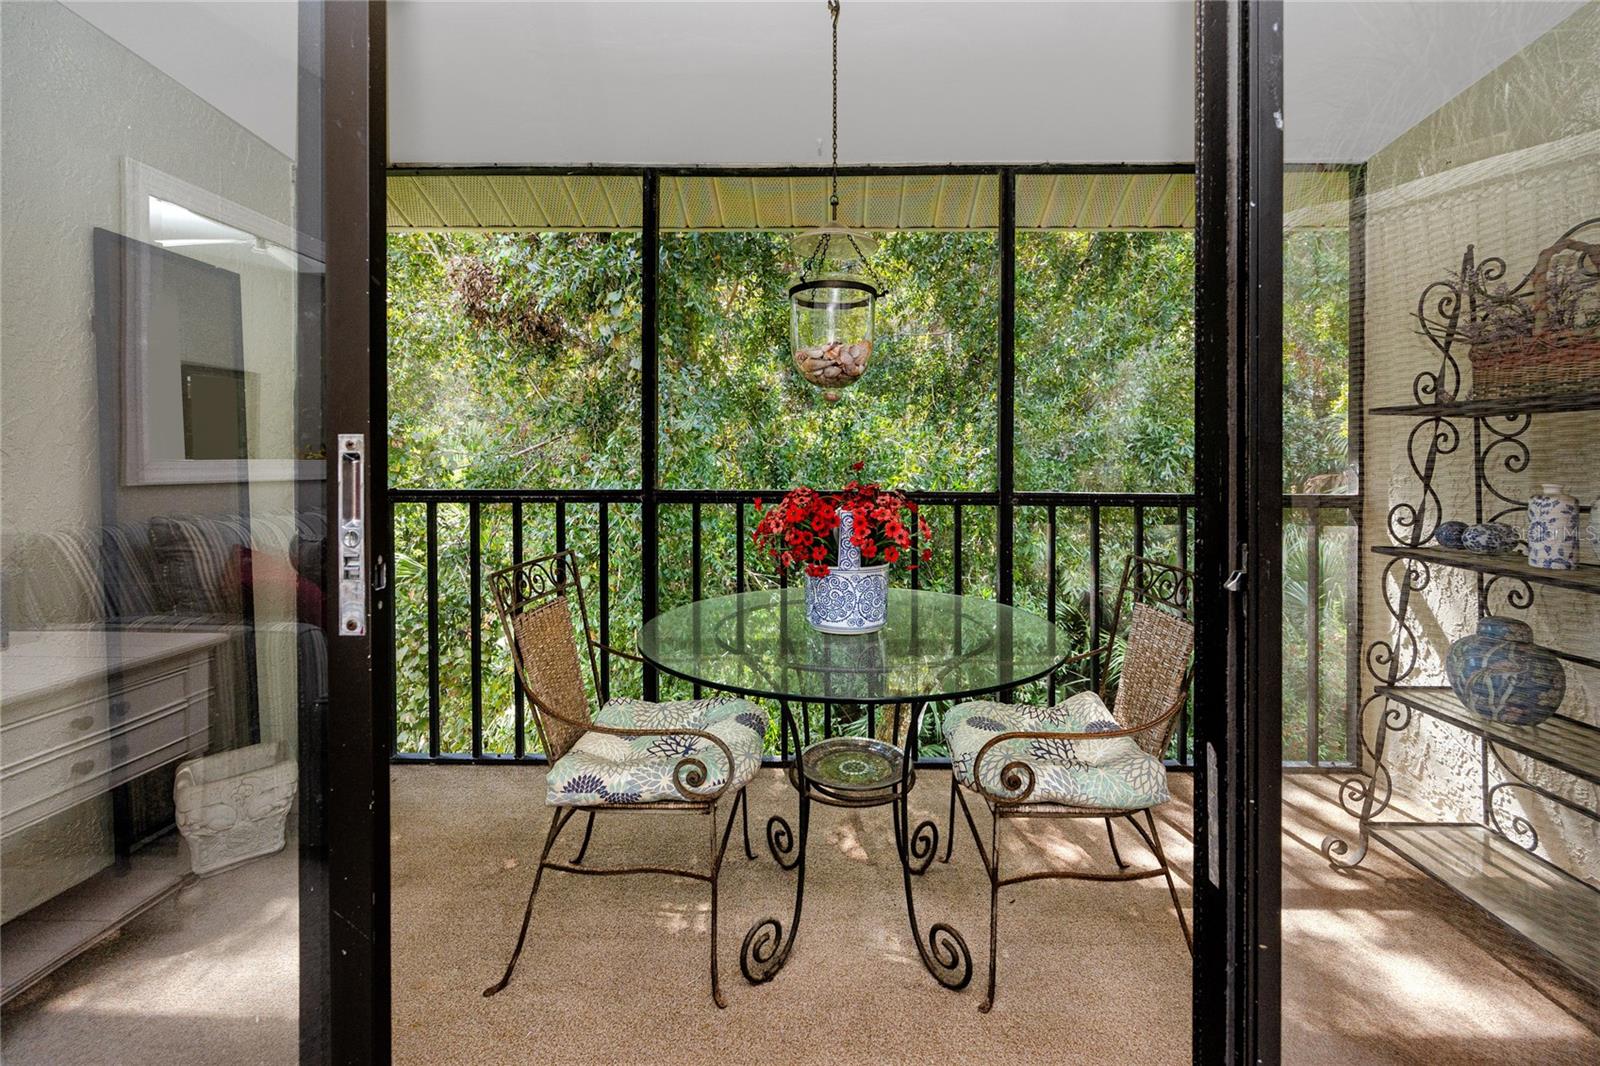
[895,780,972,992]
[740,790,809,984]
[940,772,958,864]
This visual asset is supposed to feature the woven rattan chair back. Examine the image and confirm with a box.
[487,551,600,762]
[1101,557,1195,759]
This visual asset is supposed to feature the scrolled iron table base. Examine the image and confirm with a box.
[738,700,972,992]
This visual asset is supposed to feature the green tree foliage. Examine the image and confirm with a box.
[387,220,1353,760]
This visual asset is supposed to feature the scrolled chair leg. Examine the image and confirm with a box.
[981,806,1000,1013]
[1141,808,1192,954]
[1105,816,1128,870]
[484,806,574,997]
[570,810,597,864]
[740,787,756,861]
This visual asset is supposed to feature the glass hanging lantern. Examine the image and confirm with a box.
[790,226,881,402]
[788,0,886,403]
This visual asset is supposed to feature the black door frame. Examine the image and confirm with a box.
[301,1,391,1063]
[323,0,1287,1060]
[1193,1,1285,1063]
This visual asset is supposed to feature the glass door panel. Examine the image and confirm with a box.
[0,3,372,1061]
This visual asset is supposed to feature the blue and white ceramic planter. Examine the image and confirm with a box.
[804,510,889,634]
[1445,616,1565,726]
[1526,484,1579,570]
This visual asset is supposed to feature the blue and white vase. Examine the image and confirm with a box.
[1434,520,1469,549]
[1526,484,1579,570]
[1445,616,1565,726]
[804,510,889,634]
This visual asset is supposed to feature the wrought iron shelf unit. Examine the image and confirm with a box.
[1373,686,1600,784]
[1323,218,1600,993]
[1368,822,1600,990]
[1370,544,1600,595]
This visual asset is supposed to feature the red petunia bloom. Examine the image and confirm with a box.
[884,546,900,563]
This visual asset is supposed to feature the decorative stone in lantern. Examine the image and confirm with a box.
[789,226,882,402]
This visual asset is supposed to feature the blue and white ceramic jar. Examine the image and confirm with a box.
[1526,484,1579,570]
[1445,616,1565,726]
[805,510,888,634]
[1434,520,1469,549]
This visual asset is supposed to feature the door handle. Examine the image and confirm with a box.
[337,433,366,636]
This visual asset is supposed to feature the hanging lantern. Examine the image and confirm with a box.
[789,0,886,402]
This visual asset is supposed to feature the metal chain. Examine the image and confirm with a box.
[829,0,840,220]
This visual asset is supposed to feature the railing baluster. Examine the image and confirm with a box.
[1047,503,1058,705]
[555,499,566,556]
[1089,504,1102,693]
[691,501,702,602]
[691,502,702,697]
[427,501,440,759]
[952,504,964,595]
[598,501,611,703]
[1177,504,1191,765]
[736,501,746,593]
[1306,508,1322,766]
[512,499,525,759]
[469,500,483,759]
[1133,503,1145,561]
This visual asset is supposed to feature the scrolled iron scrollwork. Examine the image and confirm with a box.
[1388,418,1459,544]
[1484,574,1534,614]
[764,813,801,871]
[1412,279,1465,404]
[1479,412,1532,519]
[905,818,940,875]
[1487,782,1541,854]
[1364,558,1430,687]
[739,917,788,984]
[1321,693,1412,869]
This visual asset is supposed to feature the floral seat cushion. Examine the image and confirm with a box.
[546,697,768,806]
[943,692,1169,809]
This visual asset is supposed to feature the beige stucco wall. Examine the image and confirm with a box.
[1359,4,1600,880]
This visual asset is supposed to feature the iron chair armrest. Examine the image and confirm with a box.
[969,695,1185,806]
[1058,643,1112,668]
[529,694,739,804]
[588,634,646,665]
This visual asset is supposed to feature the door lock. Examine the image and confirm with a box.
[337,434,366,636]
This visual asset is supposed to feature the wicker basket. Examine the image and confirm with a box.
[1467,235,1600,401]
[1469,330,1600,400]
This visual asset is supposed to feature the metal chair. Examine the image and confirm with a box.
[481,550,767,1008]
[941,555,1195,1012]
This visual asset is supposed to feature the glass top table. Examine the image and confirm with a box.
[638,588,1066,706]
[637,587,1068,996]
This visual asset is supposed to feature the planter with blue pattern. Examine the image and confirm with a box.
[804,509,889,634]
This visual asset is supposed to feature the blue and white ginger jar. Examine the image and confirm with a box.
[1445,616,1565,726]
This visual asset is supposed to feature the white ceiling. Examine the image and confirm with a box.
[63,0,1587,166]
[389,0,1585,165]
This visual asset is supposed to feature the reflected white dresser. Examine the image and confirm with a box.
[1,630,222,903]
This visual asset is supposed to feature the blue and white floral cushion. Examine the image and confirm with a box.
[943,692,1169,809]
[546,697,768,806]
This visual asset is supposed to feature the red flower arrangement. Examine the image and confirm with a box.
[752,463,934,579]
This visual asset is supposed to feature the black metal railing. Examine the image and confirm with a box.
[387,487,1359,769]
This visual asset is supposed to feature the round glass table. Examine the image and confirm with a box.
[638,587,1069,992]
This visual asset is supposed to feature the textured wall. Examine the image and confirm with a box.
[1360,4,1600,882]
